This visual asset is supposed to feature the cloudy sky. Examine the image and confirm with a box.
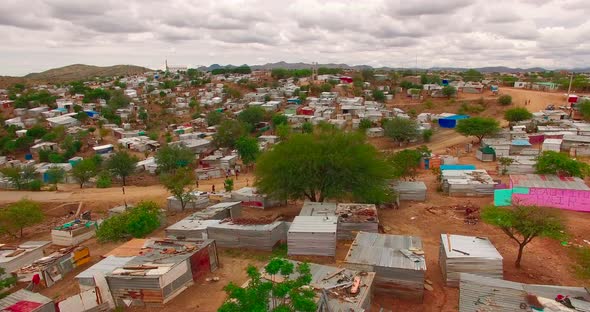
[1,0,589,76]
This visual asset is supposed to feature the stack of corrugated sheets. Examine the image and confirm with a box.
[439,234,503,287]
[288,216,338,256]
[344,232,426,301]
[393,181,427,201]
[191,202,241,220]
[207,221,285,251]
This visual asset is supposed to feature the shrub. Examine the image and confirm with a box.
[96,201,161,243]
[422,129,434,142]
[27,180,42,191]
[96,171,112,188]
[423,100,434,109]
[498,94,512,106]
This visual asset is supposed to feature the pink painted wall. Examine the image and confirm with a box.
[513,188,590,212]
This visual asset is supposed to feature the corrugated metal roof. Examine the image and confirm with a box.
[0,289,53,309]
[208,202,241,209]
[510,174,590,190]
[166,219,221,231]
[440,234,502,259]
[103,239,148,258]
[75,256,134,279]
[288,216,338,233]
[394,181,427,192]
[345,232,426,271]
[299,201,337,216]
[0,241,50,264]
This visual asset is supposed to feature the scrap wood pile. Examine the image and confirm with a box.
[315,269,368,304]
[451,202,480,225]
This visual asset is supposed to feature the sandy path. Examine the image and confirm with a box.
[502,87,566,112]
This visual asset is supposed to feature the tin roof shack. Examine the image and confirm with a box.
[0,289,55,312]
[502,156,536,175]
[439,234,503,287]
[51,220,97,246]
[191,202,242,220]
[335,204,379,240]
[299,201,337,216]
[506,174,590,212]
[106,239,219,308]
[166,191,209,212]
[459,273,590,312]
[166,219,221,240]
[288,216,338,257]
[0,241,51,278]
[258,261,376,312]
[562,134,590,156]
[16,246,90,288]
[207,220,286,251]
[475,146,496,162]
[441,169,496,197]
[481,138,510,157]
[75,255,134,291]
[230,187,286,209]
[393,181,427,201]
[542,138,563,152]
[344,232,426,301]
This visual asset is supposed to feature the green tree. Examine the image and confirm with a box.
[462,69,483,82]
[0,165,36,190]
[535,151,589,178]
[71,158,98,188]
[45,167,65,190]
[214,120,248,149]
[224,178,234,192]
[442,85,457,98]
[372,89,386,102]
[26,125,47,139]
[498,94,513,106]
[160,168,195,211]
[271,114,288,128]
[235,136,260,166]
[422,129,434,142]
[359,119,372,131]
[96,170,112,188]
[578,100,590,121]
[276,124,291,141]
[389,147,427,180]
[255,128,394,203]
[301,122,313,134]
[108,90,130,109]
[155,144,194,173]
[219,258,316,312]
[96,201,161,242]
[206,110,224,126]
[106,151,138,186]
[238,107,267,132]
[498,157,515,175]
[138,108,148,122]
[0,199,44,238]
[455,117,500,143]
[481,205,565,268]
[383,117,420,145]
[504,107,532,123]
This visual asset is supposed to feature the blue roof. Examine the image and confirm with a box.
[55,107,67,112]
[511,139,532,146]
[440,164,477,170]
[441,114,470,120]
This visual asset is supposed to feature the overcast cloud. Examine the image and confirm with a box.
[1,0,589,75]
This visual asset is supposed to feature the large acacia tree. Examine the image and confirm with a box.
[455,117,500,143]
[255,128,395,204]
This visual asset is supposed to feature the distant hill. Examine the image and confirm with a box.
[23,64,151,82]
[198,62,590,74]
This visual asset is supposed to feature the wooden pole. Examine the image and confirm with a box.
[447,233,452,252]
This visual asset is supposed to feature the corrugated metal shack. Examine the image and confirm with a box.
[166,191,210,212]
[207,220,286,251]
[542,138,562,152]
[230,187,286,209]
[0,241,50,278]
[192,202,241,220]
[298,201,337,217]
[562,134,590,156]
[75,255,135,291]
[106,239,219,308]
[288,216,338,257]
[51,220,97,246]
[0,289,55,312]
[441,169,496,196]
[482,138,510,157]
[344,232,426,301]
[335,203,379,240]
[16,246,90,288]
[439,234,503,287]
[393,181,427,201]
[259,261,375,312]
[502,156,536,175]
[165,219,221,240]
[459,273,590,312]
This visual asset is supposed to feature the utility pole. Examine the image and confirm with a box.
[566,72,574,117]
